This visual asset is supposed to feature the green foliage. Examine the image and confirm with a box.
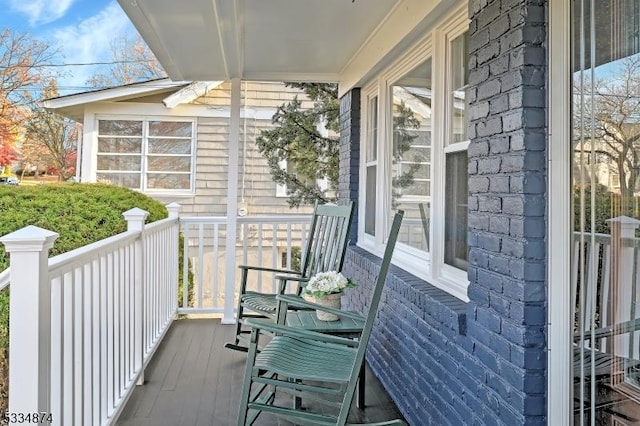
[256,83,340,207]
[0,183,167,269]
[391,101,422,208]
[0,183,189,352]
[572,184,640,234]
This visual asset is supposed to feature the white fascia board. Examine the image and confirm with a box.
[89,102,277,120]
[339,0,456,97]
[162,81,224,108]
[43,79,189,110]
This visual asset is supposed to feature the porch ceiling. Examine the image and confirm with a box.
[117,0,399,83]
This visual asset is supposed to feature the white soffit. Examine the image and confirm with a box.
[117,0,399,82]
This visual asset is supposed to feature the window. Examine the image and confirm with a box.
[390,58,432,253]
[444,31,470,272]
[96,118,195,192]
[364,94,378,236]
[358,12,469,301]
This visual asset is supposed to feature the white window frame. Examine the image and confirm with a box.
[95,115,196,194]
[547,0,572,422]
[357,6,470,301]
[359,86,381,247]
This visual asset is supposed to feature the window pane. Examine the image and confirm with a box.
[367,96,378,162]
[147,173,191,190]
[390,58,432,252]
[451,32,469,143]
[444,151,468,270]
[97,155,141,171]
[96,173,141,189]
[365,166,376,235]
[98,137,142,154]
[147,156,191,172]
[148,138,192,154]
[98,120,142,136]
[148,121,192,137]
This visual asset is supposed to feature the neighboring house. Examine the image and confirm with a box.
[44,78,314,217]
[45,79,316,306]
[111,0,640,424]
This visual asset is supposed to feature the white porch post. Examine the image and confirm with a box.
[166,202,181,314]
[223,78,241,324]
[123,208,149,386]
[1,226,59,415]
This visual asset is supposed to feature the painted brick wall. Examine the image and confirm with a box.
[338,0,547,424]
[339,88,360,245]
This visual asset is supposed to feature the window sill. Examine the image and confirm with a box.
[345,246,467,335]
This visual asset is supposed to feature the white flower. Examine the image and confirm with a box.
[304,271,356,297]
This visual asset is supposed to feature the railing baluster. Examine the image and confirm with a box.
[198,224,204,308]
[271,225,278,292]
[214,223,220,310]
[63,270,74,423]
[51,275,63,425]
[182,224,190,309]
[73,266,83,424]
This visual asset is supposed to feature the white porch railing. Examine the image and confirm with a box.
[573,217,640,361]
[0,203,181,426]
[0,204,317,425]
[178,215,312,319]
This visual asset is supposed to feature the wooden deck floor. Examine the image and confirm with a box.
[116,319,405,426]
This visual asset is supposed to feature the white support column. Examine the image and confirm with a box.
[224,78,241,324]
[1,226,58,415]
[123,208,148,385]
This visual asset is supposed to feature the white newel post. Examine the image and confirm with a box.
[166,203,181,313]
[607,216,640,361]
[0,226,58,415]
[166,203,181,221]
[123,208,149,386]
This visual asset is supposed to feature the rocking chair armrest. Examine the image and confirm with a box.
[244,318,359,347]
[274,274,311,295]
[274,275,310,283]
[276,294,366,322]
[238,264,302,276]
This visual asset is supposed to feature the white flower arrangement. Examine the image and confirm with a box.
[304,271,357,298]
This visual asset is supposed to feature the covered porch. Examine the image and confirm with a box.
[115,319,404,426]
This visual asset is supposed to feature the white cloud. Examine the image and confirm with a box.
[10,0,76,26]
[52,2,135,92]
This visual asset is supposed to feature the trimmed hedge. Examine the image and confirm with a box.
[0,183,168,269]
[0,183,177,351]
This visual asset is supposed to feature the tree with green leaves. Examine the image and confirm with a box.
[256,83,340,207]
[257,83,421,208]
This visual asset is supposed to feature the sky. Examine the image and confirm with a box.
[0,0,139,94]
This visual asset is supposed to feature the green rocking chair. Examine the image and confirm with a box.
[225,201,355,352]
[237,211,405,426]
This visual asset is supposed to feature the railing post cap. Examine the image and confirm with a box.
[606,216,640,226]
[0,225,59,253]
[166,203,181,219]
[123,208,150,221]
